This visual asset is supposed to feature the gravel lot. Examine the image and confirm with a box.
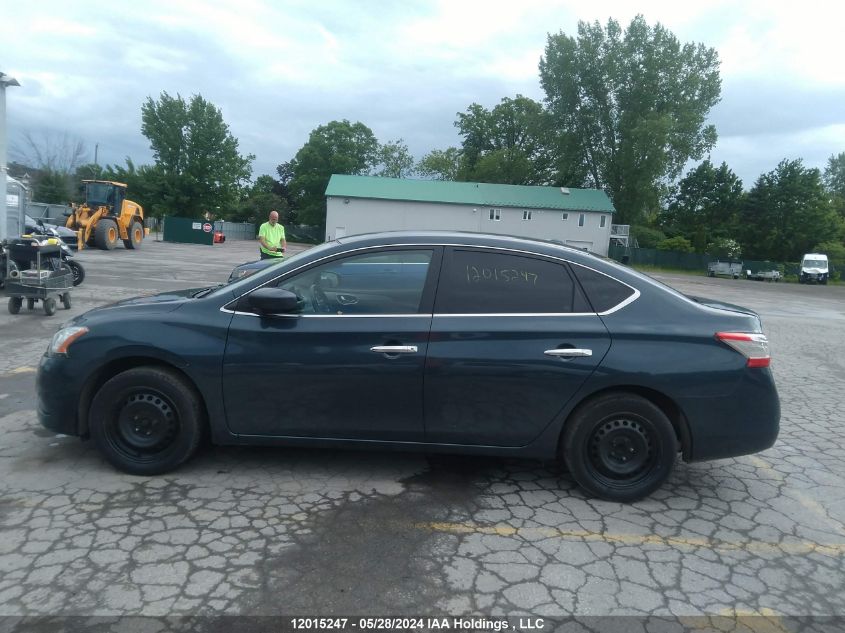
[1,239,843,627]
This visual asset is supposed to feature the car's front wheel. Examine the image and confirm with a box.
[562,393,677,502]
[89,367,203,475]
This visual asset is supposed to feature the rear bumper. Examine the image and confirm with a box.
[680,367,780,461]
[36,354,82,436]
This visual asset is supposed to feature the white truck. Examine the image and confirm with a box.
[799,253,830,285]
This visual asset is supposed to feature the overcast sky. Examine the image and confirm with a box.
[3,0,844,189]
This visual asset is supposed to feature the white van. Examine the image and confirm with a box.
[799,253,829,284]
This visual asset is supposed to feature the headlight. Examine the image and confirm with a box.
[49,326,89,356]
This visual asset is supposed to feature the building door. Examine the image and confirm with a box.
[334,227,346,239]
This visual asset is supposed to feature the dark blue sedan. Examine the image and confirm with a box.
[37,232,779,501]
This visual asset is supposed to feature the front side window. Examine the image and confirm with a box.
[435,249,589,314]
[277,249,433,315]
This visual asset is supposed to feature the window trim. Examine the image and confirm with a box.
[489,208,501,221]
[522,210,532,220]
[222,243,639,317]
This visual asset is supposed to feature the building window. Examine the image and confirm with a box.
[579,213,585,227]
[489,209,501,221]
[522,210,532,220]
[562,213,569,221]
[600,215,607,228]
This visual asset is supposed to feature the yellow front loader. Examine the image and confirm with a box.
[66,180,147,250]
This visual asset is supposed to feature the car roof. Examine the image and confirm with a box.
[335,230,599,261]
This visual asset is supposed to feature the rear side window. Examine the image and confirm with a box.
[435,249,588,314]
[572,265,636,313]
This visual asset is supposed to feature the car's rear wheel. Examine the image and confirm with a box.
[562,393,677,502]
[89,367,203,475]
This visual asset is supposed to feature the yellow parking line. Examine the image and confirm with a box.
[3,366,36,376]
[414,522,845,556]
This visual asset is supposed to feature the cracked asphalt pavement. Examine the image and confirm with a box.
[1,240,844,624]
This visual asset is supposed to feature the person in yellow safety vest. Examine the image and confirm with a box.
[258,210,287,260]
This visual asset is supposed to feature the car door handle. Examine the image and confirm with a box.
[370,345,418,354]
[544,348,593,358]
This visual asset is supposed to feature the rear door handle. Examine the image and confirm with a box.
[544,348,593,358]
[370,345,418,355]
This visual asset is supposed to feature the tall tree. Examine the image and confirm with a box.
[739,159,844,261]
[416,147,463,181]
[662,160,743,252]
[539,15,721,224]
[286,120,379,226]
[824,152,845,220]
[375,139,415,178]
[11,131,89,203]
[455,96,552,185]
[141,92,254,218]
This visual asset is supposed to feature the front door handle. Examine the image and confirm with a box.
[544,348,593,358]
[370,345,418,355]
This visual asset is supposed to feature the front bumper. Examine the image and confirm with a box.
[36,353,83,436]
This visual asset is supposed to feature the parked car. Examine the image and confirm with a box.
[799,253,829,284]
[228,257,280,282]
[37,232,780,501]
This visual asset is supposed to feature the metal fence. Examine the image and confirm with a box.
[607,245,810,277]
[214,221,255,241]
[26,202,72,224]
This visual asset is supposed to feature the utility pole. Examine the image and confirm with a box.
[1,71,21,241]
[94,142,99,167]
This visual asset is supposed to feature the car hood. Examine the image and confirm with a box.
[78,288,203,320]
[686,295,759,318]
[801,267,827,273]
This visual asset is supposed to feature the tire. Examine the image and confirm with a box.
[8,297,22,315]
[43,297,56,316]
[94,219,119,250]
[562,393,677,502]
[707,271,715,277]
[89,367,204,475]
[26,298,36,310]
[68,260,85,286]
[124,221,143,250]
[62,293,72,309]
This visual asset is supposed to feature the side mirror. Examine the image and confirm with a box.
[248,288,300,315]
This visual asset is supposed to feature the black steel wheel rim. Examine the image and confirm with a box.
[106,390,180,461]
[587,415,658,484]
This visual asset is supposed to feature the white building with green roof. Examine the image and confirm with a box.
[324,175,618,255]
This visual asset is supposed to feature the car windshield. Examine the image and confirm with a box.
[803,259,826,267]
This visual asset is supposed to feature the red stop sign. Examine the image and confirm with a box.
[203,223,212,233]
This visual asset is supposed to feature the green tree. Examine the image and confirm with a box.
[287,120,379,226]
[455,96,552,185]
[232,175,290,225]
[824,152,845,220]
[739,159,844,261]
[539,15,721,224]
[630,225,666,248]
[662,160,743,252]
[99,158,167,217]
[416,147,463,181]
[141,92,254,218]
[375,139,415,178]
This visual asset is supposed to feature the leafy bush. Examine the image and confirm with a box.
[657,236,694,252]
[631,225,667,249]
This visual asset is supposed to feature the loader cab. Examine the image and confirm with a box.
[82,181,126,215]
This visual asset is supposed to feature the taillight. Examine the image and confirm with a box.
[715,332,771,368]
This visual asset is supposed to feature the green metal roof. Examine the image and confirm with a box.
[325,175,615,213]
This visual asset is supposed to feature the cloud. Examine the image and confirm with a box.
[2,0,843,189]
